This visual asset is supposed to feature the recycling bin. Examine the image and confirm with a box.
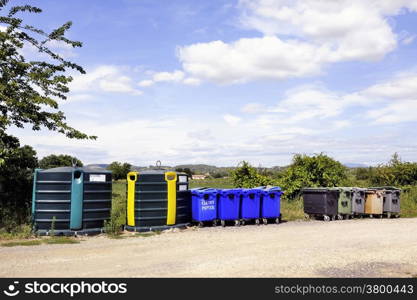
[257,186,282,224]
[351,188,366,216]
[302,187,339,221]
[371,187,401,218]
[191,188,218,227]
[364,189,383,218]
[335,187,353,219]
[240,188,262,225]
[217,188,241,227]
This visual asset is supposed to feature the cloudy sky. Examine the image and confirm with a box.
[7,0,417,166]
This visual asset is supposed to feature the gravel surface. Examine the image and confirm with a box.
[1,218,417,277]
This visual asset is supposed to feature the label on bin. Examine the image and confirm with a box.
[179,185,187,191]
[201,199,215,211]
[178,176,188,183]
[89,174,106,182]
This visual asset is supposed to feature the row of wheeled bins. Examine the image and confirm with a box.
[302,187,401,221]
[191,187,283,227]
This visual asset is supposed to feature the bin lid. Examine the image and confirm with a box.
[39,166,111,173]
[242,188,263,195]
[191,188,217,195]
[218,188,242,195]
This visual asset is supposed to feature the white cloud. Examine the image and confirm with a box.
[170,0,416,84]
[70,65,143,96]
[138,71,201,87]
[153,70,184,82]
[241,103,267,113]
[138,80,155,87]
[363,74,417,99]
[401,34,416,45]
[223,114,241,126]
[182,77,201,85]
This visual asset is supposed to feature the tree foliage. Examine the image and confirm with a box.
[231,161,274,188]
[107,161,131,181]
[278,153,347,200]
[0,133,38,228]
[38,154,83,169]
[371,153,417,186]
[0,0,95,140]
[175,167,193,177]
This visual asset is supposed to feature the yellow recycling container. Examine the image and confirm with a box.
[126,170,191,232]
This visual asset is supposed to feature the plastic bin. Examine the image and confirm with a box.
[240,189,262,225]
[364,189,383,218]
[335,187,353,219]
[371,187,401,218]
[191,188,218,226]
[217,189,241,227]
[351,188,366,216]
[257,186,282,224]
[302,187,339,221]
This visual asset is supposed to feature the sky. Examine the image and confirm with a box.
[5,0,417,167]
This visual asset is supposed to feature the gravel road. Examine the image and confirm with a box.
[1,218,417,277]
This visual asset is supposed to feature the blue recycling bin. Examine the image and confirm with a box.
[191,188,218,226]
[217,188,242,226]
[258,186,283,224]
[240,189,262,225]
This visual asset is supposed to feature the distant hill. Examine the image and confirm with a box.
[344,163,368,168]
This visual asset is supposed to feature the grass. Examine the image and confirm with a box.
[0,236,80,247]
[1,240,43,247]
[104,180,127,237]
[281,198,305,221]
[399,186,417,218]
[43,237,80,245]
[189,177,234,189]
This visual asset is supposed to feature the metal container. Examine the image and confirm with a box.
[302,187,339,221]
[364,189,383,217]
[126,170,191,232]
[32,167,112,235]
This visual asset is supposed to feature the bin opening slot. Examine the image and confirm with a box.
[270,193,275,199]
[228,194,234,200]
[74,171,82,180]
[249,193,255,199]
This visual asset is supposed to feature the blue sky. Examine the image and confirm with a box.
[5,0,417,166]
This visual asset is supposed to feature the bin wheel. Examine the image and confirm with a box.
[323,215,330,222]
[337,214,343,221]
[344,215,350,220]
[240,220,245,226]
[331,215,336,221]
[379,214,383,219]
[234,220,240,226]
[198,222,204,228]
[255,219,260,225]
[360,215,364,219]
[304,213,310,220]
[396,214,400,218]
[369,214,373,218]
[276,217,281,224]
[387,213,391,219]
[263,218,268,225]
[221,220,226,227]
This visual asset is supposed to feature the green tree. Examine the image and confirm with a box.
[279,153,347,200]
[107,162,131,181]
[0,0,95,141]
[371,153,417,186]
[231,161,274,188]
[38,154,83,169]
[175,167,193,177]
[0,134,38,228]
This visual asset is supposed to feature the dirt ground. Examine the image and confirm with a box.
[1,218,417,278]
